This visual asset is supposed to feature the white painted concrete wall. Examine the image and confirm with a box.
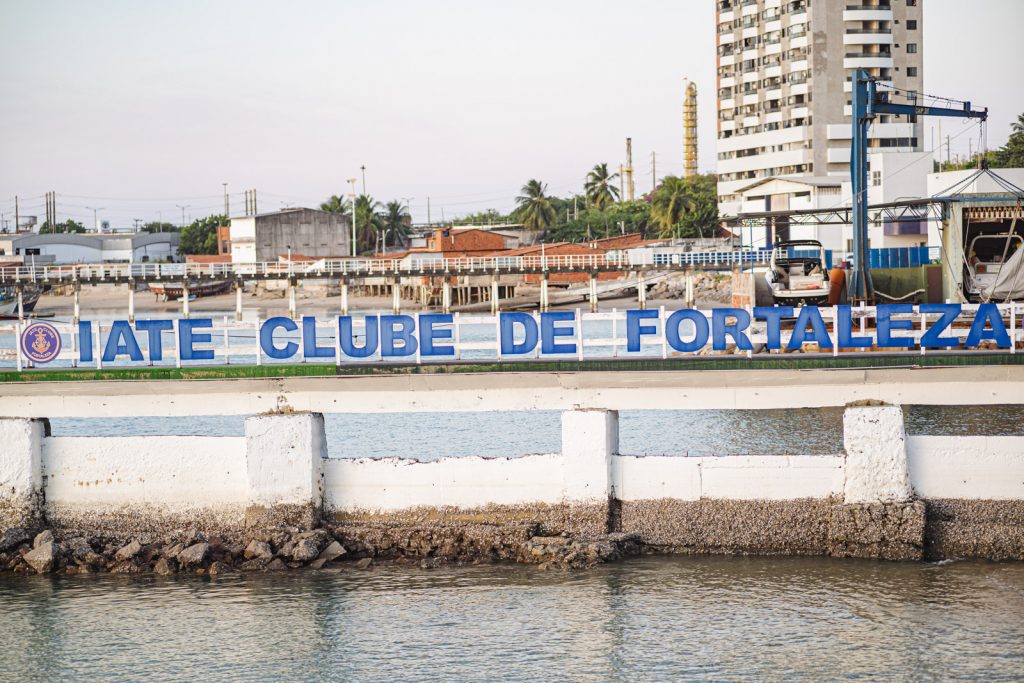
[907,436,1024,500]
[324,453,564,512]
[42,437,248,509]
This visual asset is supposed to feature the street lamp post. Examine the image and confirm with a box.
[85,206,104,232]
[176,204,190,229]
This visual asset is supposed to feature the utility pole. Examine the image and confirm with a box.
[347,178,357,257]
[14,195,18,233]
[573,196,578,221]
[176,204,189,229]
[618,164,624,201]
[251,189,257,215]
[85,206,103,232]
[651,152,657,193]
[360,165,366,195]
[625,138,635,201]
[946,136,951,168]
[133,218,142,233]
[223,182,229,217]
[427,196,432,226]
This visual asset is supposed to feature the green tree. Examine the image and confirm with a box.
[453,209,511,225]
[179,214,225,255]
[142,221,179,233]
[514,179,557,232]
[353,195,382,255]
[650,174,719,239]
[381,200,411,249]
[39,219,86,234]
[584,163,620,210]
[992,112,1024,168]
[319,194,352,216]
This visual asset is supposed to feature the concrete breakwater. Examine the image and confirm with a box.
[2,402,1022,576]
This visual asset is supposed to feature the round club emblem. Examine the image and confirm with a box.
[21,322,62,364]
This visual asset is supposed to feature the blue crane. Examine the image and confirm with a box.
[848,68,988,303]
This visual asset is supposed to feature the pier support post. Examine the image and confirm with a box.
[392,277,401,314]
[340,278,349,316]
[589,273,598,313]
[442,277,451,314]
[540,274,549,313]
[244,412,326,529]
[491,274,499,315]
[637,271,646,310]
[72,282,81,325]
[16,284,24,322]
[686,271,695,308]
[0,418,47,530]
[235,280,244,322]
[182,284,190,319]
[560,409,617,534]
[829,403,924,560]
[128,279,135,323]
[288,279,298,320]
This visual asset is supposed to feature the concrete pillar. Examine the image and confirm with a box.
[288,280,298,320]
[540,275,549,312]
[128,281,135,323]
[686,271,695,308]
[589,273,598,313]
[235,281,244,322]
[340,278,349,316]
[0,418,48,529]
[442,278,451,314]
[244,412,326,529]
[72,282,81,325]
[182,284,190,319]
[491,275,499,315]
[842,404,913,504]
[560,409,617,504]
[637,271,647,310]
[392,278,401,314]
[17,285,24,322]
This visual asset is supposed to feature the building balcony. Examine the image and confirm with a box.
[844,31,893,45]
[843,79,892,92]
[766,88,782,100]
[721,54,736,66]
[743,93,760,105]
[842,8,894,22]
[720,98,736,110]
[826,122,915,140]
[843,55,894,69]
[721,76,737,87]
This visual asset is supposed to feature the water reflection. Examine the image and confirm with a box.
[2,557,1022,681]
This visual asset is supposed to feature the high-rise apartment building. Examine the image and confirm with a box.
[715,0,924,217]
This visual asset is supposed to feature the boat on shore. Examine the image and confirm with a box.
[148,280,233,302]
[0,286,43,319]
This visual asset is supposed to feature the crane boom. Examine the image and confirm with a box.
[848,69,988,303]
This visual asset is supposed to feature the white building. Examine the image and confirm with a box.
[229,208,350,263]
[716,0,924,217]
[0,232,180,264]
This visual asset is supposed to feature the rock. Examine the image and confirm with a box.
[264,558,287,572]
[83,551,106,567]
[109,560,142,574]
[0,527,32,553]
[354,557,373,570]
[278,540,296,558]
[65,537,93,560]
[291,538,321,562]
[208,561,233,575]
[177,542,210,567]
[23,542,59,573]
[164,543,185,559]
[114,540,143,562]
[318,541,346,563]
[240,557,270,572]
[419,557,443,570]
[244,540,273,560]
[33,530,54,548]
[153,557,176,575]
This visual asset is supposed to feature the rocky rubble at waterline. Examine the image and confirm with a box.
[0,524,642,576]
[649,271,732,303]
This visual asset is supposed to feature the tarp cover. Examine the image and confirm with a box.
[981,245,1024,300]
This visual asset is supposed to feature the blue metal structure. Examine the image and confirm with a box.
[849,69,988,303]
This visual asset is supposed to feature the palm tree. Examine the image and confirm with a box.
[354,195,382,255]
[650,176,693,238]
[319,194,351,216]
[514,179,557,232]
[1012,113,1024,136]
[382,200,411,250]
[584,163,620,210]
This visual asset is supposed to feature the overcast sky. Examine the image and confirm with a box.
[1,0,1021,227]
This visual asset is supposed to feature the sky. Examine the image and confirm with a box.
[1,0,1022,228]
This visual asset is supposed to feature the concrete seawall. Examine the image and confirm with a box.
[2,402,1022,574]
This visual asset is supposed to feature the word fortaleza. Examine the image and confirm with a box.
[43,303,1016,366]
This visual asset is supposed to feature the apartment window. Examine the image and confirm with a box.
[907,19,917,29]
[872,171,882,187]
[906,43,917,54]
[907,66,918,77]
[907,0,917,5]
